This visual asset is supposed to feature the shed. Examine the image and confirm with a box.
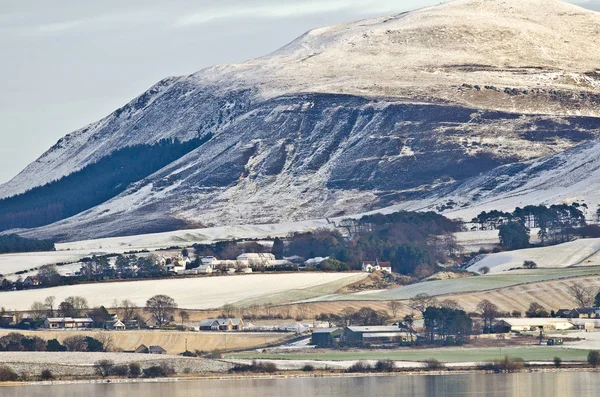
[311,328,343,347]
[343,326,402,343]
[135,344,149,353]
[149,345,167,354]
[496,318,574,333]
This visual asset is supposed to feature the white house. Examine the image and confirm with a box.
[201,256,218,265]
[236,253,276,266]
[362,259,392,273]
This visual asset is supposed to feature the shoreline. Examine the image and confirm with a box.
[2,366,599,388]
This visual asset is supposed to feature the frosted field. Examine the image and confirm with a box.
[56,219,331,251]
[467,238,600,274]
[307,267,600,302]
[0,251,93,278]
[0,272,366,311]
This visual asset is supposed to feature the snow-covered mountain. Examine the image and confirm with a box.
[4,0,600,241]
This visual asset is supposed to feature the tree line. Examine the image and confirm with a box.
[0,134,212,231]
[0,234,54,254]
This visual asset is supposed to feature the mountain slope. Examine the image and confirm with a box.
[4,0,600,240]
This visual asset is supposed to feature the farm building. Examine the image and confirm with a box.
[361,260,392,273]
[105,319,126,330]
[496,318,575,333]
[135,344,149,353]
[149,345,167,354]
[342,326,407,344]
[311,328,343,347]
[199,318,244,331]
[44,317,94,329]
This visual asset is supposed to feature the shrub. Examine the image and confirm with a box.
[424,359,444,370]
[94,360,114,378]
[481,356,525,372]
[128,362,141,378]
[143,366,166,378]
[40,369,54,380]
[159,363,175,376]
[230,361,278,373]
[346,361,372,373]
[0,365,19,382]
[46,339,66,352]
[181,350,197,357]
[553,357,562,368]
[111,365,129,377]
[301,364,315,372]
[375,360,395,372]
[478,266,490,275]
[211,350,223,359]
[588,351,600,367]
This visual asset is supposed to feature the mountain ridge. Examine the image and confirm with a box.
[3,0,600,240]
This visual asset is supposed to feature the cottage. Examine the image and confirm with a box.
[135,344,149,353]
[496,318,575,333]
[576,308,600,319]
[23,276,40,288]
[311,328,343,347]
[149,345,167,354]
[105,319,126,331]
[361,259,392,273]
[555,309,579,318]
[44,317,94,329]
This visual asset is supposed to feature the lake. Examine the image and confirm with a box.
[3,372,600,397]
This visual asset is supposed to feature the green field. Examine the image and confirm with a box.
[305,267,600,302]
[229,347,592,363]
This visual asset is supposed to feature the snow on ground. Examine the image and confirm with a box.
[56,219,331,252]
[467,238,600,274]
[0,251,93,278]
[0,273,364,311]
[454,229,541,253]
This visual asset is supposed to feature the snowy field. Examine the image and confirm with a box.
[306,267,600,302]
[0,251,94,278]
[0,272,366,311]
[56,219,331,252]
[467,238,600,274]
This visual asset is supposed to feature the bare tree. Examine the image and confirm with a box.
[388,301,402,318]
[280,305,292,319]
[120,299,137,321]
[477,299,499,332]
[408,293,439,315]
[568,283,595,308]
[44,296,56,317]
[179,310,190,326]
[144,295,178,327]
[295,304,310,321]
[30,301,47,321]
[64,296,89,317]
[222,304,236,318]
[95,333,115,352]
[262,303,274,319]
[440,299,464,311]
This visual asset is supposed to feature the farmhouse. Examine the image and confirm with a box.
[311,328,343,347]
[361,259,392,273]
[23,276,40,288]
[105,319,126,331]
[44,317,94,329]
[199,318,244,331]
[342,326,407,344]
[496,318,575,333]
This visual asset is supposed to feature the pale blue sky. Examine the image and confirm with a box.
[0,0,599,183]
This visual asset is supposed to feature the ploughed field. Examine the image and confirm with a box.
[0,329,288,355]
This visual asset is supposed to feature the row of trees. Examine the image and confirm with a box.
[474,204,587,249]
[0,332,111,352]
[0,234,55,254]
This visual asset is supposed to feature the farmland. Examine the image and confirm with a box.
[0,272,367,311]
[307,267,600,303]
[229,347,592,363]
[0,329,287,355]
[467,238,600,274]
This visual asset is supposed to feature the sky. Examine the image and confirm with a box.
[1,0,599,184]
